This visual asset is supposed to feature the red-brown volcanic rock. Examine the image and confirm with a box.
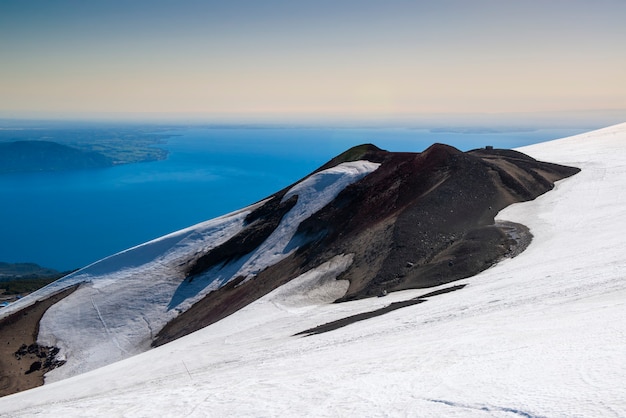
[153,144,579,346]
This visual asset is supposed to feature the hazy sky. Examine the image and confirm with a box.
[1,0,625,123]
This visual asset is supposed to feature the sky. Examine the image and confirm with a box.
[1,0,625,124]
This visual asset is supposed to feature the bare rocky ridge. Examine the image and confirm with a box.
[185,195,299,278]
[153,143,579,346]
[0,286,79,397]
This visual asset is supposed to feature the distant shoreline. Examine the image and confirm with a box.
[0,125,178,171]
[0,125,587,272]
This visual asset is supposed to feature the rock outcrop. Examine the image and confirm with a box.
[153,143,579,346]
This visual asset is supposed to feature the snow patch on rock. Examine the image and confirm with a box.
[234,160,379,282]
[268,254,353,310]
[32,203,258,382]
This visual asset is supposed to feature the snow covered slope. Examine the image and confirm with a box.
[2,124,626,416]
[0,161,379,382]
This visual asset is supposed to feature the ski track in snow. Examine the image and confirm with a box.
[427,399,544,418]
[1,125,626,417]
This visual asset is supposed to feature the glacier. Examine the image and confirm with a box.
[0,160,380,383]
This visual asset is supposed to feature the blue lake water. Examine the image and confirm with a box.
[0,126,586,271]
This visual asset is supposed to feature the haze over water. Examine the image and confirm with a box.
[0,126,586,271]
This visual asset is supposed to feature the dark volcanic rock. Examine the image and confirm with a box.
[293,144,578,299]
[185,195,299,277]
[295,284,466,336]
[154,143,579,347]
[0,285,78,397]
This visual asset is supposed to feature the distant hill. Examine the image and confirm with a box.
[0,263,68,298]
[0,141,113,174]
[0,262,60,280]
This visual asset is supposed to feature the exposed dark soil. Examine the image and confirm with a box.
[184,195,298,277]
[154,143,579,347]
[295,284,467,336]
[0,285,78,397]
